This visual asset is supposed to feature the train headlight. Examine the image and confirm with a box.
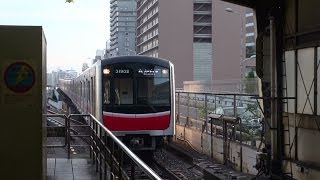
[162,69,168,74]
[103,68,110,75]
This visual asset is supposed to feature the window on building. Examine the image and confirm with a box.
[246,46,256,58]
[245,42,255,46]
[245,32,254,37]
[245,13,254,17]
[245,22,254,27]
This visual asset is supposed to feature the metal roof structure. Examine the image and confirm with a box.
[219,0,320,179]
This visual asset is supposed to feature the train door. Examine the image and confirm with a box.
[80,81,83,111]
[86,79,88,113]
[90,77,93,115]
[82,81,85,112]
[93,76,96,117]
[87,79,91,113]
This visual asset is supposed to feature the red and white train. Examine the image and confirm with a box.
[59,56,175,150]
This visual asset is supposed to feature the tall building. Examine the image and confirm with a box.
[193,1,213,81]
[136,0,247,88]
[104,41,111,58]
[136,0,159,57]
[136,0,193,88]
[109,0,137,57]
[245,8,256,58]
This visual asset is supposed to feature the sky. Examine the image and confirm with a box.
[0,0,110,73]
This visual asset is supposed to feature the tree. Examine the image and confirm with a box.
[65,0,73,2]
[244,70,257,94]
[245,103,261,119]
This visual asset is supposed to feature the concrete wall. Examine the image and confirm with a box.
[0,26,46,179]
[183,79,259,94]
[175,124,258,175]
[212,0,246,81]
[158,0,194,88]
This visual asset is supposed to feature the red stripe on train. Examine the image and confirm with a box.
[103,113,171,131]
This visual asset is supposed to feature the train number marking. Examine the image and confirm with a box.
[115,69,130,74]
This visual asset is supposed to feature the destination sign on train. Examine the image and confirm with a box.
[138,69,160,76]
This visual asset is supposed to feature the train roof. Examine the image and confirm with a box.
[101,56,171,67]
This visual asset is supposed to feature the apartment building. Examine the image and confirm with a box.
[109,0,137,57]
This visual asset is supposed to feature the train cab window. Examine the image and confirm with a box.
[103,79,110,104]
[136,66,170,105]
[137,78,170,105]
[114,78,133,105]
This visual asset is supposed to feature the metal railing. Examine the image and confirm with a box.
[175,91,263,147]
[45,111,68,148]
[45,113,161,180]
[175,91,264,171]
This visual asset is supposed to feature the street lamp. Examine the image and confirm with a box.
[225,7,234,13]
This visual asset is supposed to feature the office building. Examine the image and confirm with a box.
[136,0,248,88]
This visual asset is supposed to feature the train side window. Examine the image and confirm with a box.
[104,78,110,104]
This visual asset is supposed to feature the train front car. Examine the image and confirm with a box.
[101,56,175,150]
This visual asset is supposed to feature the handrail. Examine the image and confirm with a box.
[45,112,162,180]
[87,114,162,180]
[176,90,259,97]
[44,113,68,148]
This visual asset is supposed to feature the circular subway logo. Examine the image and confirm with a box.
[4,62,35,93]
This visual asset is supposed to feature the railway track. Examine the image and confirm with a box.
[153,149,203,180]
[121,148,203,180]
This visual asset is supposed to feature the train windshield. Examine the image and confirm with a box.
[103,63,170,106]
[136,64,170,105]
[114,78,134,105]
[137,77,170,105]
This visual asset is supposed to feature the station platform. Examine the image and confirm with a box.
[47,158,99,180]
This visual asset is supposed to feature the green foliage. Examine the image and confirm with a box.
[246,71,256,78]
[199,107,206,119]
[244,72,257,94]
[199,106,215,119]
[245,103,261,118]
[235,125,250,134]
[65,0,73,3]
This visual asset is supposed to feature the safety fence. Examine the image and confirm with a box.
[175,91,263,148]
[44,113,161,180]
[175,91,264,172]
